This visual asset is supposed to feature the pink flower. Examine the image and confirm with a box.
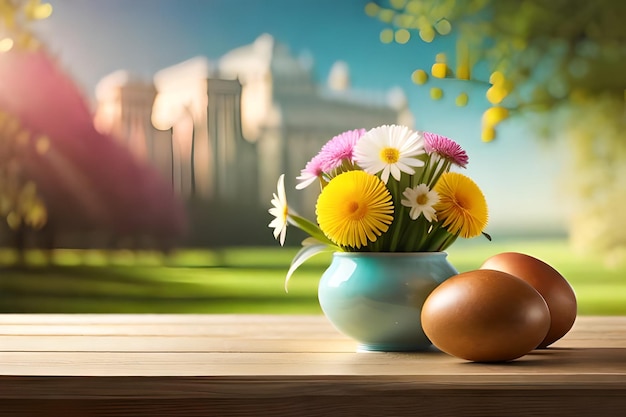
[423,132,469,168]
[296,153,325,190]
[319,128,366,172]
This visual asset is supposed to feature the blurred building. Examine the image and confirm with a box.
[93,34,413,221]
[93,60,255,204]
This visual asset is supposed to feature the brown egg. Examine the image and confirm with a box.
[480,252,577,347]
[421,269,550,362]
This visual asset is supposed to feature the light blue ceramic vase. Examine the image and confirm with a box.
[318,252,458,352]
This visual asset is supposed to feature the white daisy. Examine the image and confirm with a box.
[354,124,425,183]
[401,184,439,222]
[268,174,289,245]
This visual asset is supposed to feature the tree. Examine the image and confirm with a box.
[0,0,187,258]
[367,0,626,260]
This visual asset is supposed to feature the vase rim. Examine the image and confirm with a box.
[333,251,448,258]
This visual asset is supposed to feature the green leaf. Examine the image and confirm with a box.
[288,213,334,246]
[284,243,335,292]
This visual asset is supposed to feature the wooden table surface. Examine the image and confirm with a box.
[1,314,626,417]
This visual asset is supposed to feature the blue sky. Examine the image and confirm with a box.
[35,0,569,235]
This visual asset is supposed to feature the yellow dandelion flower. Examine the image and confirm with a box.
[316,171,394,249]
[433,172,488,238]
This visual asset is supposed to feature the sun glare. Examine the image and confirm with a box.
[33,3,53,20]
[0,38,14,53]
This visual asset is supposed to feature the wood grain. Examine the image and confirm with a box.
[1,315,626,416]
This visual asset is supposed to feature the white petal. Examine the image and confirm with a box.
[277,174,286,201]
[389,164,402,181]
[380,166,391,183]
[394,161,416,176]
[295,174,318,190]
[400,157,425,168]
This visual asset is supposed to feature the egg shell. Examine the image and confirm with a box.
[480,252,577,347]
[421,269,551,362]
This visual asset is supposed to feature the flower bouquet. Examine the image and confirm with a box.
[269,124,490,289]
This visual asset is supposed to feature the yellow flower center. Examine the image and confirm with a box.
[380,147,400,164]
[416,193,428,205]
[454,192,470,209]
[347,201,363,218]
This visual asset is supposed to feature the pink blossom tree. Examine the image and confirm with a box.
[0,45,187,258]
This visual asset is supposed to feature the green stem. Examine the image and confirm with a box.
[288,213,334,246]
[416,155,431,185]
[431,160,451,188]
[406,218,428,251]
[389,176,408,251]
[423,225,456,252]
[437,233,459,252]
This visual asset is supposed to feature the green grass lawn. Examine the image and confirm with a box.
[0,238,625,314]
